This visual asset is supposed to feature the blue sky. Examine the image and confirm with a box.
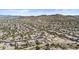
[0,9,79,16]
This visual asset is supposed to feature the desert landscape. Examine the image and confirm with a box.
[0,14,79,50]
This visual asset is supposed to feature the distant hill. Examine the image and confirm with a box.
[0,14,79,20]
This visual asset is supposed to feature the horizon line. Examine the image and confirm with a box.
[0,14,78,16]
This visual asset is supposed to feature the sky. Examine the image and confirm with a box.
[0,9,79,16]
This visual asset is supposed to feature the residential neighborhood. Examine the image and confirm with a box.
[0,14,79,50]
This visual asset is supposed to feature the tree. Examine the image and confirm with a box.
[35,45,40,50]
[35,40,40,45]
[45,43,50,50]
